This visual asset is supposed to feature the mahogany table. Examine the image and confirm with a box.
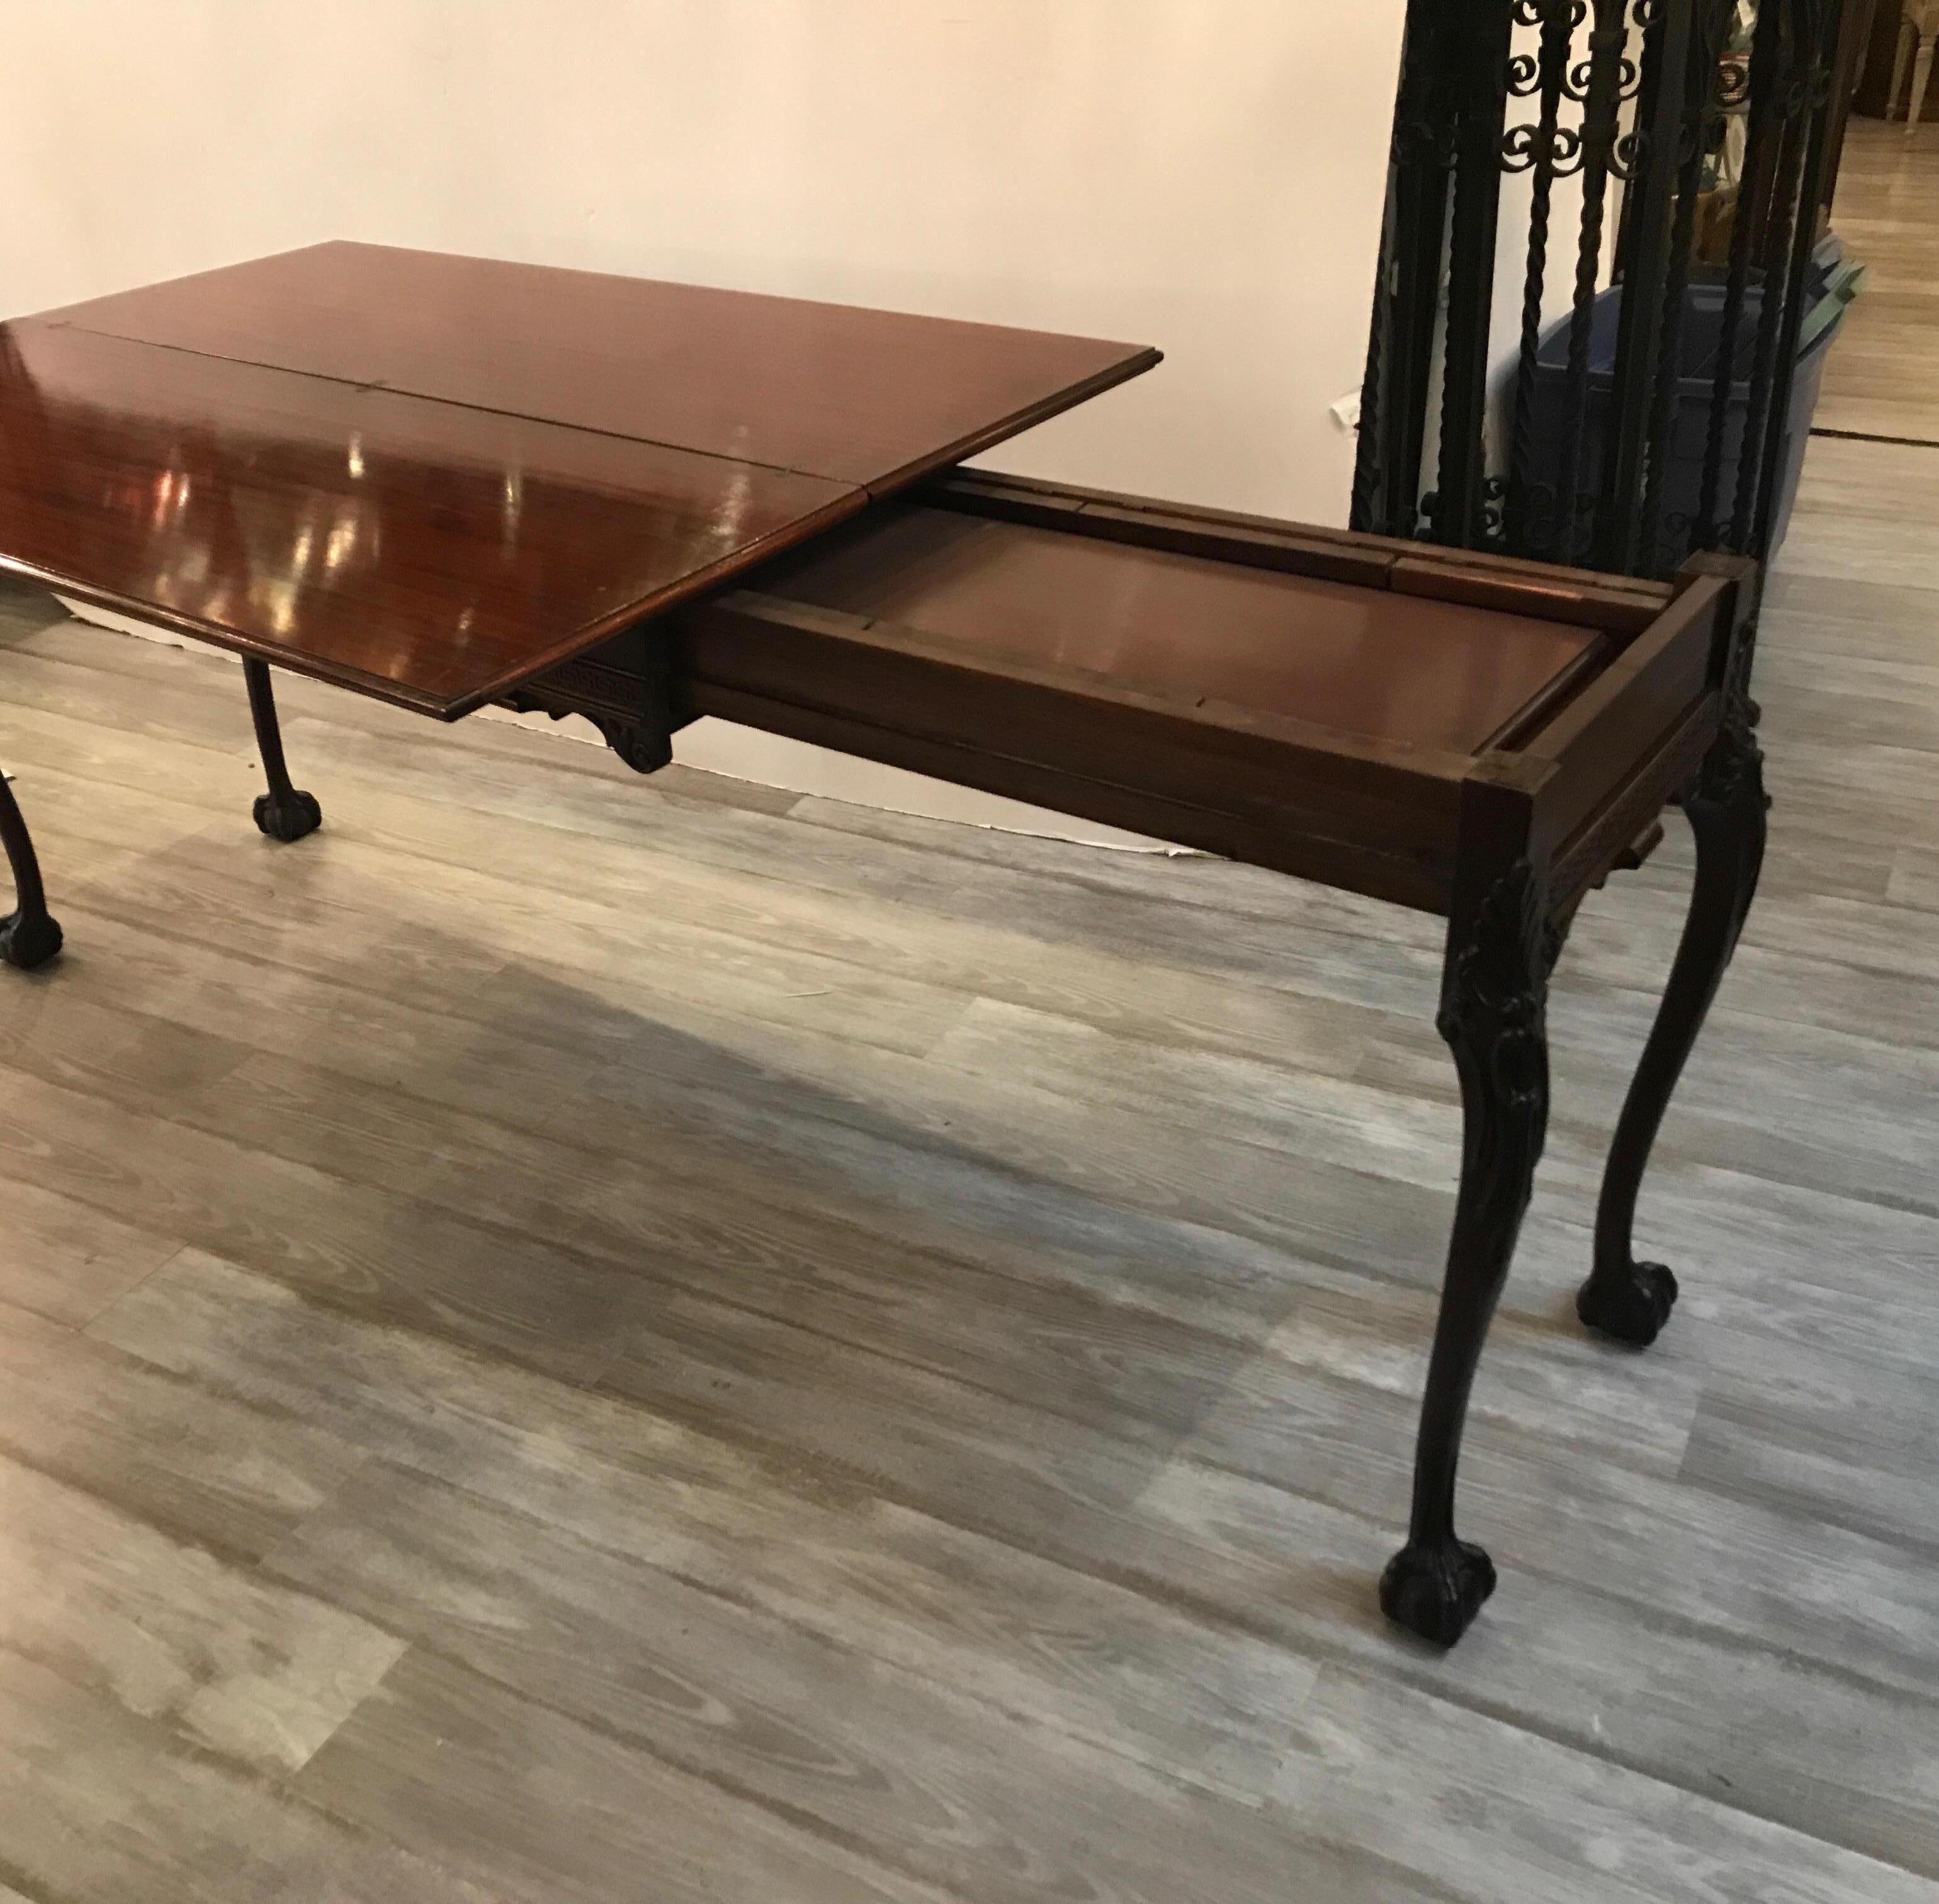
[0,244,1766,1649]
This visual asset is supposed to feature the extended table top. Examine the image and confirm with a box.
[0,242,1158,716]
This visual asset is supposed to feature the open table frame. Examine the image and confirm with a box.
[0,253,1768,1651]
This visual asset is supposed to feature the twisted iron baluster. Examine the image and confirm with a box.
[1746,0,1842,562]
[1506,0,1583,559]
[1595,0,1679,573]
[1350,215,1393,534]
[1639,0,1736,572]
[1357,0,1461,540]
[1729,12,1811,553]
[1433,0,1520,549]
[1695,1,1782,547]
[1553,0,1629,566]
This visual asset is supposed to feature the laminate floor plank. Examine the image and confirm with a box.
[1270,1665,1939,1904]
[0,571,65,644]
[0,881,1473,1332]
[0,1296,366,1561]
[1755,649,1939,754]
[797,790,1939,1057]
[0,961,1700,1487]
[1368,975,1939,1216]
[58,825,977,1069]
[269,1453,1928,1904]
[1764,567,1939,660]
[1517,1168,1939,1383]
[93,1249,1321,1799]
[8,608,805,825]
[1576,927,1939,1058]
[93,1244,1939,1874]
[0,1176,181,1326]
[595,1285,1939,1874]
[25,702,1409,1081]
[1678,1324,1939,1553]
[0,1648,498,1904]
[0,1447,404,1774]
[0,1062,658,1386]
[302,1645,1198,1904]
[193,728,1420,1074]
[1782,437,1939,589]
[0,635,302,759]
[8,904,1360,1352]
[1818,120,1939,443]
[264,1462,1439,1904]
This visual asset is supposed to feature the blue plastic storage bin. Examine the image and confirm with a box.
[1523,235,1863,569]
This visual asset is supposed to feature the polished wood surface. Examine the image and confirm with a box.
[929,466,1676,626]
[0,323,859,717]
[39,241,1161,492]
[0,242,1156,715]
[755,504,1604,754]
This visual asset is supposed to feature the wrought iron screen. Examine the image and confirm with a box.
[1350,0,1851,579]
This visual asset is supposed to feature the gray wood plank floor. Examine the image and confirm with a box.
[4,174,1939,1904]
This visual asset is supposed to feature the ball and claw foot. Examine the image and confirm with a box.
[253,789,323,843]
[1380,1538,1498,1647]
[1576,1260,1678,1347]
[0,908,62,970]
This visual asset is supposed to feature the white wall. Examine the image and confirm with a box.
[11,0,1409,837]
[4,0,1404,523]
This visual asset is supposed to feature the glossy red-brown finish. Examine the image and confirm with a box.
[753,505,1603,755]
[40,242,1161,493]
[0,323,861,716]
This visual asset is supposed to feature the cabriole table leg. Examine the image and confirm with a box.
[0,766,62,970]
[1382,858,1563,1647]
[244,657,324,842]
[1580,694,1768,1346]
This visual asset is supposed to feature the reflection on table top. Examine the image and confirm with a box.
[0,244,1158,713]
[37,241,1162,493]
[0,322,859,715]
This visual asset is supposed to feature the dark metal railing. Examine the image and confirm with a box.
[1351,0,1850,581]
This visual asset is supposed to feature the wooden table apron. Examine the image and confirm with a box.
[0,247,1769,1653]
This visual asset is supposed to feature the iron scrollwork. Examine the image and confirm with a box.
[1358,0,1852,580]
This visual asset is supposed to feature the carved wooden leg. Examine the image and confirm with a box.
[244,658,323,842]
[0,768,62,970]
[1382,861,1560,1647]
[1579,699,1767,1346]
